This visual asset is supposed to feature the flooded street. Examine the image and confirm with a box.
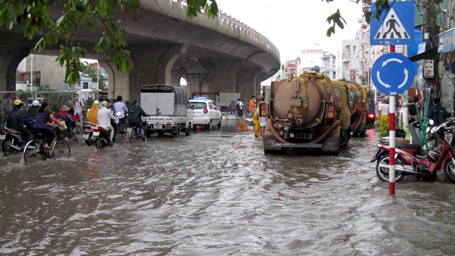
[1,125,455,255]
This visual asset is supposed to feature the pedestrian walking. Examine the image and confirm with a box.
[235,98,244,119]
[248,96,256,113]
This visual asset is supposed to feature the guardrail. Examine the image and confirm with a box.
[150,0,280,60]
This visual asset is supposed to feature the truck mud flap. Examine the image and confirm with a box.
[321,126,341,153]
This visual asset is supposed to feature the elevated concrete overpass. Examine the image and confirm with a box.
[0,0,280,103]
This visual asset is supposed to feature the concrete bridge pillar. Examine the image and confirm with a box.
[237,68,264,101]
[184,73,210,95]
[200,59,240,94]
[0,46,31,91]
[99,60,129,101]
[129,44,187,100]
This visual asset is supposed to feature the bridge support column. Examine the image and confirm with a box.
[184,73,209,95]
[200,59,239,94]
[99,60,130,101]
[237,68,264,100]
[129,44,187,100]
[0,46,31,91]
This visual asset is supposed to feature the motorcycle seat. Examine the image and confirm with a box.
[379,137,421,149]
[4,127,20,134]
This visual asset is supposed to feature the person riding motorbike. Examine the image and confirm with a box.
[113,96,128,135]
[86,100,100,124]
[32,102,64,150]
[128,100,148,129]
[27,100,40,119]
[6,99,34,145]
[97,101,118,146]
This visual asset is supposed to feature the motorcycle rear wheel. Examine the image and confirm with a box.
[444,158,455,183]
[376,155,405,182]
[2,137,15,156]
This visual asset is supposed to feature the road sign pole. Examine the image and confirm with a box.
[389,45,396,196]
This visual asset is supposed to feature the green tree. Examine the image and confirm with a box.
[81,61,106,90]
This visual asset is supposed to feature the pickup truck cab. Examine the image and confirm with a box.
[140,84,193,137]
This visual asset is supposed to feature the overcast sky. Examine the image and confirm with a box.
[217,0,364,62]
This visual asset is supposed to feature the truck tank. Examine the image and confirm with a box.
[263,72,351,154]
[338,80,368,137]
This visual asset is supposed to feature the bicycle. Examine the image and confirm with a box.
[127,124,147,144]
[22,125,71,165]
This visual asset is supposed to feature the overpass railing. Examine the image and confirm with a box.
[153,0,280,60]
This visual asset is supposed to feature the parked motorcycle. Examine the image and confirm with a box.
[2,127,26,156]
[371,119,455,183]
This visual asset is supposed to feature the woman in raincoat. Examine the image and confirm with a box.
[86,100,100,124]
[253,106,260,138]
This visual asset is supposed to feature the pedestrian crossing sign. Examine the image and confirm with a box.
[370,1,414,45]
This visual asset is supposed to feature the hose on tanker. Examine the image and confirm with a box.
[350,111,366,130]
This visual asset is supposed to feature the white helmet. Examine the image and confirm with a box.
[93,100,100,105]
[31,100,40,106]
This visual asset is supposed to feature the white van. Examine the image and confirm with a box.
[140,84,193,137]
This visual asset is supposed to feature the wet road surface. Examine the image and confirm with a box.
[1,125,455,255]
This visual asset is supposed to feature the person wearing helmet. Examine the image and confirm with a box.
[97,101,117,145]
[6,99,35,144]
[86,100,100,124]
[26,100,40,119]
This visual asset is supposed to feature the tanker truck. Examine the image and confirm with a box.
[262,72,351,154]
[339,80,369,137]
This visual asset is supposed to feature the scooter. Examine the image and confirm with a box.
[371,119,455,183]
[82,121,96,146]
[2,127,27,156]
[91,125,113,149]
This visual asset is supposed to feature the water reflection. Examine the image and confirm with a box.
[0,128,454,255]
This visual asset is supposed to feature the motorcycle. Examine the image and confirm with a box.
[82,121,96,146]
[91,125,113,149]
[2,127,27,156]
[371,119,455,183]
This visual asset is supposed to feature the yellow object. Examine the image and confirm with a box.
[253,107,260,137]
[86,105,99,124]
[236,118,248,132]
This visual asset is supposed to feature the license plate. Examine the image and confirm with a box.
[153,124,162,129]
[83,134,89,140]
[93,131,100,136]
[0,134,5,140]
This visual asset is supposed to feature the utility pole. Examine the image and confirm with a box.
[423,0,440,99]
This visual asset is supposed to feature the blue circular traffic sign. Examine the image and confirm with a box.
[371,52,415,95]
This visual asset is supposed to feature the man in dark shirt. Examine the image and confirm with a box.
[128,100,148,128]
[6,99,35,143]
[427,98,451,125]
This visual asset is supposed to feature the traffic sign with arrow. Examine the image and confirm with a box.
[371,52,415,95]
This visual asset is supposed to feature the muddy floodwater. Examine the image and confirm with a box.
[1,126,455,255]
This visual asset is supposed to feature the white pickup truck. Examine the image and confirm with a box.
[140,84,193,137]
